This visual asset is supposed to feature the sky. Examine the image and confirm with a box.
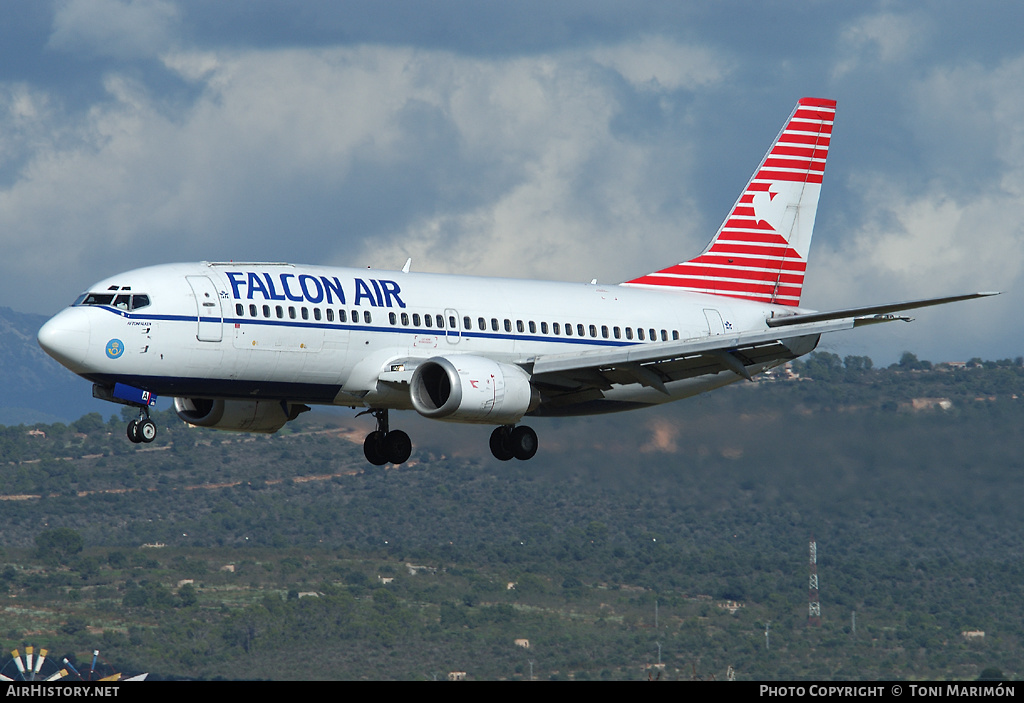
[2,0,1023,364]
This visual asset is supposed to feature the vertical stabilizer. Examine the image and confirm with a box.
[624,97,836,306]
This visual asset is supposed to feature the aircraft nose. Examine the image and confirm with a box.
[38,307,92,371]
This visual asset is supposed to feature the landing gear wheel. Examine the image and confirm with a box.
[384,430,412,465]
[127,420,141,444]
[510,425,538,461]
[138,419,157,443]
[363,430,388,466]
[358,409,414,466]
[489,426,514,461]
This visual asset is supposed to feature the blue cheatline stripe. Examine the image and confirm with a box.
[89,304,647,349]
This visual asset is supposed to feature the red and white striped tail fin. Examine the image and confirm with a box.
[624,97,836,306]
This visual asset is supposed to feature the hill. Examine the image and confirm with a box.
[0,306,114,424]
[1,357,1022,680]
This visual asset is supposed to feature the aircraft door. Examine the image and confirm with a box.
[704,308,725,336]
[444,308,461,344]
[186,275,224,342]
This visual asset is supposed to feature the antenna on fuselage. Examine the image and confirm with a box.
[402,258,412,273]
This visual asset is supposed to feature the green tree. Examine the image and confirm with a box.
[35,528,84,565]
[178,583,198,608]
[71,413,106,435]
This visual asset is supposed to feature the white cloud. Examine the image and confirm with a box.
[806,55,1024,362]
[49,0,181,60]
[1,41,731,312]
[379,51,704,282]
[588,36,729,91]
[832,11,931,80]
[812,181,1024,301]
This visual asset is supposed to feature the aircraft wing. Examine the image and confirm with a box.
[524,292,997,403]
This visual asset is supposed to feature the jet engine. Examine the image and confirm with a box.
[174,398,309,433]
[410,355,539,424]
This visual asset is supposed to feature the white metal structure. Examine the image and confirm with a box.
[37,98,994,464]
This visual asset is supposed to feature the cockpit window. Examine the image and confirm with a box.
[81,293,115,306]
[75,292,151,310]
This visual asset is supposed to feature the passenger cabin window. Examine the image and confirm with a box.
[363,311,372,324]
[424,314,432,328]
[541,322,548,334]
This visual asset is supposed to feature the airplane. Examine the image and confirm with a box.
[37,97,995,465]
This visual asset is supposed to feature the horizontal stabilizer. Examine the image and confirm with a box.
[766,292,999,328]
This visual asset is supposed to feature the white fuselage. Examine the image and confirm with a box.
[38,261,799,417]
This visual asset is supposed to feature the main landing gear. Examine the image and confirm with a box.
[357,411,539,465]
[127,408,157,444]
[489,424,538,461]
[360,409,412,466]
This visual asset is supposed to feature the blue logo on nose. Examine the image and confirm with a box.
[106,339,124,359]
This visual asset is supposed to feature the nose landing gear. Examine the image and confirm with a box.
[127,410,157,444]
[360,409,412,466]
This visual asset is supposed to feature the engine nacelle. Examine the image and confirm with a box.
[174,398,308,433]
[410,356,539,424]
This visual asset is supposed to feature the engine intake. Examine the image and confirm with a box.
[410,356,538,424]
